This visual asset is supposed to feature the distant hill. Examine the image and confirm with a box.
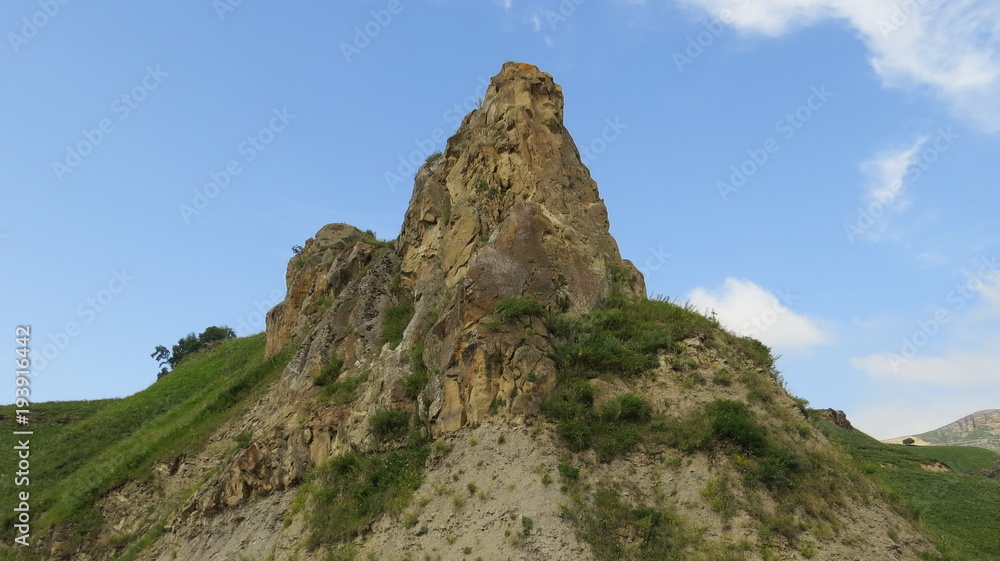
[884,409,1000,452]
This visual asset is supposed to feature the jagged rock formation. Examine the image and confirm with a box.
[819,409,855,431]
[884,409,1000,452]
[22,62,946,561]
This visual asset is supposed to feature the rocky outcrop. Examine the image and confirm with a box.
[819,408,855,431]
[175,61,646,518]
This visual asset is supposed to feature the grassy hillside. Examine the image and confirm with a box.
[0,334,294,558]
[816,415,1000,561]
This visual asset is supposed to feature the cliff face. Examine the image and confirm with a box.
[168,61,646,523]
[25,62,944,561]
[265,61,643,435]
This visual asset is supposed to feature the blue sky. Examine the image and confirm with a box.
[2,0,998,439]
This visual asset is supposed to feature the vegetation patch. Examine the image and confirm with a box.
[543,390,653,460]
[304,446,429,550]
[381,302,415,348]
[369,409,411,443]
[401,341,430,400]
[816,415,1000,561]
[563,483,695,561]
[493,296,546,322]
[319,370,368,405]
[313,356,345,387]
[655,399,804,492]
[0,335,294,556]
[549,297,719,379]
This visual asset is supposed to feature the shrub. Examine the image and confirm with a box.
[713,369,732,386]
[571,486,691,561]
[401,342,429,400]
[369,409,409,442]
[557,464,580,480]
[600,394,652,423]
[540,380,594,420]
[592,423,641,460]
[381,302,415,348]
[494,297,546,321]
[314,356,344,387]
[305,446,428,549]
[703,399,767,455]
[425,151,443,164]
[320,371,367,405]
[557,419,592,452]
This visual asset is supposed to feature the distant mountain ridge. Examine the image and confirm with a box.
[884,409,1000,452]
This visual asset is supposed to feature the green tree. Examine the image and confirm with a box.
[153,325,237,378]
[902,438,915,446]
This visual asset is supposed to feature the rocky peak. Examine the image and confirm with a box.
[223,60,646,515]
[399,61,642,315]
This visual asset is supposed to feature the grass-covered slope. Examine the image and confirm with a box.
[816,416,1000,561]
[0,333,294,558]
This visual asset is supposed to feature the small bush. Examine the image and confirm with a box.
[713,369,732,386]
[401,342,429,400]
[703,399,767,455]
[572,486,691,560]
[320,371,367,405]
[557,419,592,452]
[592,423,641,460]
[314,356,345,387]
[557,463,580,480]
[381,302,415,349]
[541,380,595,420]
[369,409,409,442]
[600,394,652,423]
[494,297,546,322]
[305,446,428,549]
[233,431,252,449]
[425,151,443,164]
[521,515,534,535]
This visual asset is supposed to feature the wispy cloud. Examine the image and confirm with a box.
[863,137,927,213]
[675,0,1000,132]
[687,278,832,352]
[845,128,959,244]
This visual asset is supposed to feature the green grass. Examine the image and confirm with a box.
[304,446,429,550]
[369,409,410,443]
[319,371,368,405]
[549,296,720,379]
[816,416,1000,560]
[493,296,546,322]
[0,334,294,551]
[400,341,429,400]
[562,484,694,561]
[380,302,414,349]
[314,356,345,386]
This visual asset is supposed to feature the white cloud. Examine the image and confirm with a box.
[847,136,928,242]
[687,278,831,351]
[862,137,927,213]
[676,0,1000,132]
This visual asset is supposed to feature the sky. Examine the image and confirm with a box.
[2,0,998,440]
